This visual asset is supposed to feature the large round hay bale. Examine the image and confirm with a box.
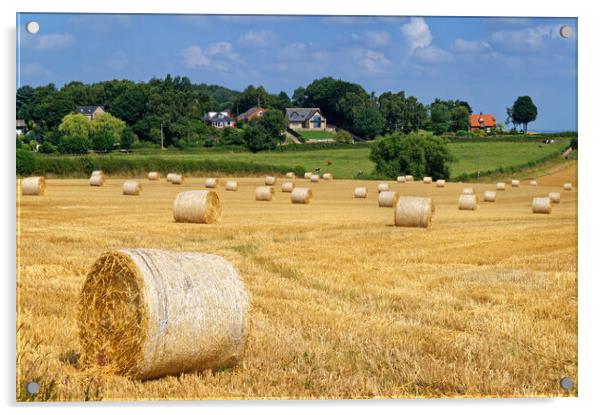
[90,174,105,187]
[205,178,218,188]
[563,182,573,191]
[148,172,160,181]
[21,176,45,196]
[436,179,445,188]
[265,176,276,185]
[291,187,312,204]
[310,174,320,183]
[225,180,238,191]
[397,176,406,183]
[511,179,520,187]
[394,196,433,228]
[171,174,184,185]
[377,183,389,193]
[549,192,561,203]
[354,187,367,198]
[532,197,552,214]
[281,181,295,193]
[496,182,506,191]
[462,187,474,195]
[322,173,333,180]
[123,180,142,196]
[166,173,177,183]
[91,170,105,178]
[173,190,221,224]
[483,190,497,202]
[458,194,478,210]
[78,248,250,380]
[304,172,312,179]
[285,172,295,179]
[529,180,538,187]
[255,186,273,201]
[378,191,398,208]
[405,175,414,182]
[423,176,432,184]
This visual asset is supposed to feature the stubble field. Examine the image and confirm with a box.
[16,164,577,400]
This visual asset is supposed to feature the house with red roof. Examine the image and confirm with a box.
[470,112,496,133]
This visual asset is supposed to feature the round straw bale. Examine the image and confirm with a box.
[166,173,177,183]
[173,190,221,224]
[123,180,142,196]
[423,176,433,184]
[255,186,273,201]
[205,178,218,188]
[225,180,238,191]
[377,183,389,193]
[90,174,105,187]
[496,182,506,191]
[378,191,398,207]
[397,176,406,183]
[530,180,538,187]
[511,179,520,187]
[405,175,414,182]
[563,182,573,191]
[483,190,497,202]
[462,187,474,195]
[458,194,479,210]
[354,187,368,198]
[304,172,312,179]
[21,176,45,196]
[549,192,561,203]
[78,248,249,380]
[322,173,333,180]
[285,172,295,179]
[436,179,445,188]
[310,174,320,183]
[265,176,276,185]
[394,196,434,228]
[281,181,295,193]
[91,170,105,178]
[532,197,552,214]
[291,187,312,204]
[147,171,160,180]
[171,174,184,185]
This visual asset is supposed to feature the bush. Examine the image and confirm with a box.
[16,137,23,149]
[91,129,115,152]
[16,149,35,175]
[570,137,578,150]
[223,128,245,145]
[456,130,468,137]
[38,141,58,154]
[121,127,135,150]
[59,135,90,154]
[334,129,353,144]
[369,132,454,180]
[244,124,277,153]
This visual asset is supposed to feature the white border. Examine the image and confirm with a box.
[3,1,601,414]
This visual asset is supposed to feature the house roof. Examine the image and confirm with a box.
[237,106,264,121]
[285,108,322,122]
[76,105,104,115]
[470,113,496,128]
[203,111,235,123]
[16,119,27,128]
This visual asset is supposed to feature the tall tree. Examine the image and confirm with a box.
[430,103,451,135]
[509,96,538,134]
[450,105,470,132]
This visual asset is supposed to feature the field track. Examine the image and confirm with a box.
[16,168,577,400]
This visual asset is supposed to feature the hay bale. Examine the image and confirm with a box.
[423,176,432,184]
[397,176,406,183]
[462,187,474,195]
[322,173,333,180]
[310,174,320,183]
[90,174,105,187]
[436,179,445,188]
[496,182,506,191]
[166,173,177,183]
[511,179,520,187]
[285,172,295,179]
[173,190,221,224]
[532,197,552,214]
[123,180,141,196]
[549,192,561,203]
[377,183,389,193]
[225,180,238,191]
[281,181,295,193]
[255,186,273,201]
[458,194,478,210]
[394,196,434,228]
[171,174,184,185]
[304,172,312,179]
[147,172,159,181]
[291,187,312,204]
[205,178,218,188]
[21,176,45,196]
[378,191,398,207]
[405,175,414,182]
[91,170,105,178]
[354,187,367,198]
[78,248,249,380]
[530,180,538,187]
[563,182,573,191]
[483,190,497,202]
[265,176,276,185]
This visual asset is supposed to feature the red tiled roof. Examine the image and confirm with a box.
[470,114,496,128]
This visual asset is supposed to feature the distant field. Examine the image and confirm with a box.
[297,130,336,140]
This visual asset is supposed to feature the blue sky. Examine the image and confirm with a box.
[17,14,577,131]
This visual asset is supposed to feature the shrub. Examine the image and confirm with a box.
[91,129,115,152]
[121,127,135,150]
[570,137,578,150]
[38,141,58,154]
[334,129,353,144]
[59,135,90,154]
[16,149,35,175]
[244,124,276,153]
[16,137,23,149]
[456,130,468,137]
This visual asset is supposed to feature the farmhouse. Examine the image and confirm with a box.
[203,111,236,129]
[16,119,27,135]
[470,112,497,133]
[76,105,105,120]
[237,106,265,122]
[285,108,327,131]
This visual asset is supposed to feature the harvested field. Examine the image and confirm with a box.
[16,170,577,400]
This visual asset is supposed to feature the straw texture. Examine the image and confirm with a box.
[394,196,434,228]
[377,183,389,193]
[436,179,445,188]
[166,173,177,183]
[322,173,333,180]
[21,176,45,196]
[529,180,538,187]
[354,187,367,198]
[281,181,295,193]
[405,175,414,182]
[205,178,218,188]
[563,183,573,191]
[92,170,105,178]
[462,187,474,195]
[397,176,406,183]
[265,176,276,185]
[78,248,250,380]
[90,174,105,187]
[378,191,399,208]
[123,180,142,196]
[496,182,506,191]
[291,187,312,204]
[511,180,520,187]
[549,192,561,203]
[483,191,497,202]
[173,190,221,224]
[147,172,160,181]
[423,177,432,184]
[459,194,479,210]
[255,186,273,201]
[310,174,320,183]
[532,197,552,214]
[225,180,238,191]
[304,172,312,179]
[285,172,295,179]
[170,174,184,185]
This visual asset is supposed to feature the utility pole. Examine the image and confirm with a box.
[160,123,165,150]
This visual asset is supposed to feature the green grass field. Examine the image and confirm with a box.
[297,130,336,140]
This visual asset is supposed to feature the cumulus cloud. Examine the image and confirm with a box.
[180,45,210,68]
[413,46,453,63]
[352,31,391,48]
[353,48,391,74]
[23,33,75,50]
[490,25,565,52]
[451,38,492,53]
[400,17,433,51]
[239,30,276,47]
[180,41,240,70]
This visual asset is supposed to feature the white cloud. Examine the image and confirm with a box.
[400,17,432,51]
[180,42,241,71]
[451,38,492,53]
[239,30,276,47]
[353,48,391,74]
[490,25,564,52]
[352,31,391,48]
[23,33,74,50]
[413,45,453,63]
[180,45,210,68]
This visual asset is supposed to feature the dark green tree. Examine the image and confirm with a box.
[111,88,147,125]
[257,109,286,142]
[120,126,135,150]
[59,134,90,154]
[91,129,114,152]
[243,124,276,152]
[430,103,451,135]
[509,96,538,134]
[450,105,470,132]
